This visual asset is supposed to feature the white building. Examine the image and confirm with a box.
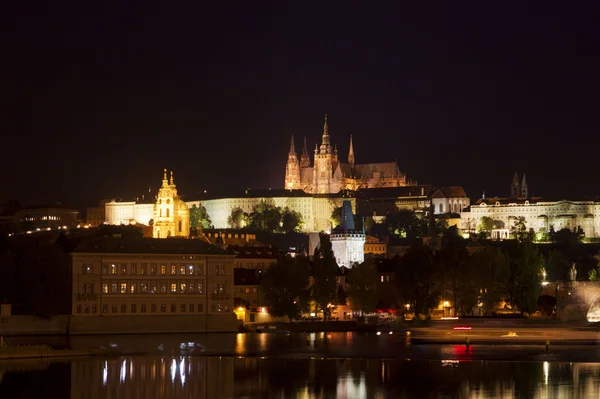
[104,200,154,226]
[330,200,365,268]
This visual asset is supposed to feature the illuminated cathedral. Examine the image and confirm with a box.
[153,169,190,238]
[285,115,411,194]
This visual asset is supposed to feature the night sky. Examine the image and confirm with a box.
[3,2,600,211]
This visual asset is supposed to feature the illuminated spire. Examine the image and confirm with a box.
[319,113,331,154]
[289,135,297,156]
[300,136,311,168]
[348,135,355,166]
[169,170,174,186]
[162,168,169,187]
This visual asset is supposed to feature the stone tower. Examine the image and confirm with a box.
[330,200,365,268]
[153,169,190,238]
[511,172,520,197]
[300,136,311,169]
[313,114,338,194]
[284,135,301,190]
[521,173,528,198]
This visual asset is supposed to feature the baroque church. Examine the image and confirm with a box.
[285,115,411,194]
[153,169,190,238]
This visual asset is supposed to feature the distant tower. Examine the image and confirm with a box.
[330,200,365,268]
[511,172,520,197]
[300,136,311,169]
[313,114,339,194]
[153,169,190,238]
[284,135,301,190]
[521,174,528,198]
[348,135,355,167]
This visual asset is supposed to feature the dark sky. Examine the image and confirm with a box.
[2,2,600,211]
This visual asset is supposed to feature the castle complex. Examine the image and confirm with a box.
[285,115,410,194]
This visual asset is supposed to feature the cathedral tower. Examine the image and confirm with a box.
[348,135,355,167]
[521,173,528,198]
[284,135,301,190]
[511,172,520,197]
[313,114,339,194]
[300,136,311,169]
[153,169,190,238]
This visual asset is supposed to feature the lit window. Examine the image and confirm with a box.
[197,283,203,294]
[130,283,137,294]
[170,283,177,293]
[141,283,148,293]
[140,264,147,275]
[131,265,137,275]
[102,284,108,294]
[161,304,166,312]
[120,283,127,294]
[121,264,127,275]
[160,265,166,275]
[111,283,118,293]
[189,283,195,293]
[245,288,250,293]
[111,264,117,275]
[180,265,186,275]
[188,265,195,275]
[180,283,186,293]
[170,265,177,275]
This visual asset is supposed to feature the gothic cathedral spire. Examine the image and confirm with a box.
[511,172,520,197]
[348,134,355,166]
[285,135,301,190]
[300,136,311,168]
[521,173,528,198]
[319,113,331,154]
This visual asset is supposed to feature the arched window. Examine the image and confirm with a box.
[166,208,170,218]
[178,220,182,232]
[160,209,163,217]
[156,230,160,238]
[439,203,444,213]
[167,231,171,237]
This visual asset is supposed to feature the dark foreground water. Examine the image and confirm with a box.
[2,332,600,398]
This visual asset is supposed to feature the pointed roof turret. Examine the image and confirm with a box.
[169,171,174,186]
[521,173,528,188]
[289,135,297,156]
[348,134,355,166]
[319,113,332,154]
[512,172,520,186]
[161,168,169,188]
[300,136,311,168]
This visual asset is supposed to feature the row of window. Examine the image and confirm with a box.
[75,302,230,314]
[239,287,258,294]
[81,263,228,276]
[97,281,218,295]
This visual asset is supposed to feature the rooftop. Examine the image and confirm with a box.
[73,237,231,255]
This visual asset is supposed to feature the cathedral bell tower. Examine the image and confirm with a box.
[313,114,339,194]
[153,169,190,238]
[284,135,301,190]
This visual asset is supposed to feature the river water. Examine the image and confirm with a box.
[1,332,600,398]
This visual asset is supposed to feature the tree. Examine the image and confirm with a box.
[247,199,282,232]
[190,204,212,230]
[551,227,584,245]
[311,234,339,320]
[346,258,379,316]
[477,216,494,238]
[395,242,440,318]
[510,216,534,242]
[261,256,310,321]
[507,243,544,315]
[386,209,427,238]
[470,246,510,315]
[281,207,303,233]
[546,249,569,281]
[227,207,246,229]
[589,269,599,281]
[331,207,342,229]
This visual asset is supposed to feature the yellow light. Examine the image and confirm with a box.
[238,307,244,312]
[261,307,266,313]
[443,301,450,307]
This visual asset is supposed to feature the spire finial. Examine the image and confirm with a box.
[348,134,355,166]
[170,170,174,185]
[163,168,167,181]
[289,135,296,155]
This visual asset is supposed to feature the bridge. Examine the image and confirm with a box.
[556,281,600,323]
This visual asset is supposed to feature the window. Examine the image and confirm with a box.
[102,304,108,313]
[112,304,117,313]
[131,304,136,313]
[253,288,257,293]
[160,283,167,294]
[170,265,177,275]
[161,304,166,312]
[181,304,186,312]
[121,304,126,313]
[141,304,146,313]
[102,264,108,275]
[197,265,204,276]
[120,283,127,294]
[151,282,157,294]
[218,304,223,312]
[151,304,157,313]
[245,288,250,293]
[130,283,137,294]
[80,284,86,295]
[198,283,203,294]
[91,304,97,313]
[121,264,127,275]
[189,304,194,312]
[160,265,166,275]
[170,283,177,293]
[140,264,147,275]
[83,304,89,314]
[180,283,186,293]
[166,208,170,218]
[188,265,195,275]
[151,264,157,275]
[180,265,186,275]
[130,264,137,275]
[178,220,182,232]
[82,264,92,275]
[111,264,117,275]
[111,283,118,294]
[76,304,82,314]
[380,276,384,282]
[102,284,108,294]
[141,283,148,293]
[189,283,195,293]
[197,304,203,312]
[171,304,176,313]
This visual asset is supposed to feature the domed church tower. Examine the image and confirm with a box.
[153,169,190,238]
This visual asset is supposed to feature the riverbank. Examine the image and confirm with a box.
[0,346,90,361]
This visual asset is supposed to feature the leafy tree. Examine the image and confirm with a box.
[477,216,494,238]
[261,256,310,321]
[363,216,375,233]
[551,227,584,245]
[331,207,342,229]
[470,246,510,315]
[434,218,449,236]
[386,209,427,238]
[507,243,544,315]
[311,234,339,320]
[510,216,534,242]
[346,258,379,315]
[247,199,282,232]
[281,207,303,233]
[190,204,212,230]
[437,229,476,316]
[227,207,246,229]
[394,242,440,318]
[589,269,599,281]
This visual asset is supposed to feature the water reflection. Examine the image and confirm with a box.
[2,357,600,398]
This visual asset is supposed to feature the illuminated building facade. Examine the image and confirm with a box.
[13,204,78,232]
[70,237,237,333]
[461,174,600,239]
[105,200,154,226]
[153,169,190,238]
[285,115,411,194]
[330,200,365,268]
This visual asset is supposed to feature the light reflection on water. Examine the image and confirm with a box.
[2,357,600,398]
